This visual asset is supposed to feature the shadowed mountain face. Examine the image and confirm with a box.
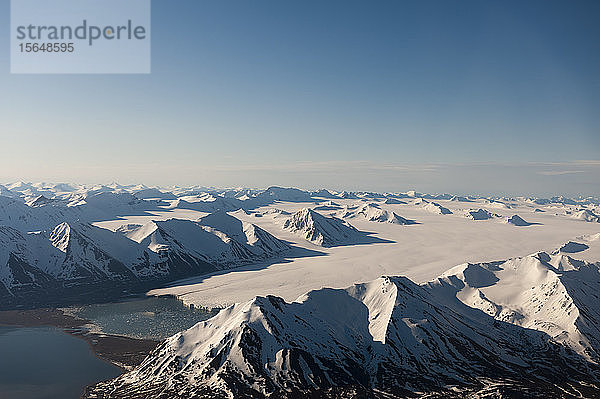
[282,208,362,247]
[506,214,534,226]
[282,208,393,247]
[338,203,418,225]
[572,209,600,223]
[431,252,600,363]
[559,241,590,253]
[0,221,213,309]
[86,274,600,399]
[416,199,453,215]
[0,212,290,310]
[3,184,600,397]
[464,208,500,220]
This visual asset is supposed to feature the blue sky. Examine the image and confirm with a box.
[0,0,598,195]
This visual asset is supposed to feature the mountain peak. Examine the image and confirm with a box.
[87,272,599,398]
[432,251,600,362]
[49,221,72,253]
[283,208,361,247]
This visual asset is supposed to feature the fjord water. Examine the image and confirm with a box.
[70,295,216,340]
[0,326,121,399]
[0,297,215,399]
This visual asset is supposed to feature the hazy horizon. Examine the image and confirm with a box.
[2,163,599,198]
[1,0,598,196]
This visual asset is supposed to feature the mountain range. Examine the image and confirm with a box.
[0,211,289,309]
[87,254,600,398]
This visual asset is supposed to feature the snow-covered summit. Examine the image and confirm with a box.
[572,209,600,223]
[430,251,600,362]
[87,273,600,398]
[339,203,417,225]
[506,214,534,226]
[282,208,363,247]
[416,199,453,215]
[0,211,290,308]
[124,213,289,268]
[464,208,501,220]
[256,186,313,203]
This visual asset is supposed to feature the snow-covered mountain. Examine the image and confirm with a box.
[312,200,342,211]
[557,241,590,253]
[416,199,453,215]
[450,195,474,202]
[0,211,290,309]
[256,186,314,203]
[464,208,501,220]
[198,211,289,255]
[87,274,600,398]
[0,195,77,231]
[24,195,55,208]
[0,221,154,308]
[429,251,600,363]
[45,221,140,281]
[382,197,406,204]
[0,190,164,232]
[310,188,338,199]
[168,197,247,213]
[132,187,178,200]
[0,185,17,198]
[572,209,600,223]
[338,203,417,225]
[80,191,165,216]
[506,214,534,226]
[123,213,289,268]
[282,208,363,247]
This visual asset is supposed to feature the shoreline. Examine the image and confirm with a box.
[0,307,160,371]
